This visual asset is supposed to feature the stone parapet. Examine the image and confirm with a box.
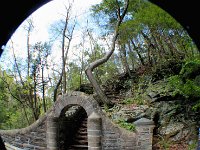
[134,118,155,150]
[46,116,58,150]
[88,111,102,150]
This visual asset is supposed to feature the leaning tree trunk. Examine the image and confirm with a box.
[85,0,129,106]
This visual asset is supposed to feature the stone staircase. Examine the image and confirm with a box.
[68,116,88,150]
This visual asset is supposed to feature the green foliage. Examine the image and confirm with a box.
[122,75,153,105]
[192,100,200,111]
[122,97,134,104]
[115,119,136,131]
[91,0,125,30]
[134,2,182,30]
[122,97,145,105]
[169,59,200,98]
[156,135,172,150]
[119,0,185,42]
[0,94,32,129]
[180,58,200,80]
[168,59,200,113]
[0,102,7,128]
[182,80,200,98]
[168,75,183,96]
[100,63,118,84]
[1,108,31,129]
[67,62,82,90]
[188,140,198,150]
[169,75,200,98]
[0,68,36,129]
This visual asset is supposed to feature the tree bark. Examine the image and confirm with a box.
[85,0,129,106]
[127,41,135,70]
[33,71,39,120]
[62,8,69,94]
[26,20,32,77]
[119,44,131,76]
[53,3,76,101]
[41,65,46,112]
[130,39,145,66]
[53,69,63,102]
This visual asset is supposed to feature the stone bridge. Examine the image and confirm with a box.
[0,91,155,150]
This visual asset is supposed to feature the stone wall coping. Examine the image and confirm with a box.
[0,107,53,135]
[134,117,154,126]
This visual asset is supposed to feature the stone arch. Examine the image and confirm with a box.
[46,91,102,150]
[52,91,101,118]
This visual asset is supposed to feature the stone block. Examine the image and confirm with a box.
[88,129,102,136]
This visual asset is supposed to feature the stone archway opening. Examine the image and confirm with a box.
[58,104,88,150]
[46,92,102,150]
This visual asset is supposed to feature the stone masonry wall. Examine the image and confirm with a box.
[0,91,154,150]
[100,113,154,150]
[101,114,137,150]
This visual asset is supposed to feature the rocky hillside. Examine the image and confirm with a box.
[77,59,200,150]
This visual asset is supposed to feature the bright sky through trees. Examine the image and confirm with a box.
[0,0,102,70]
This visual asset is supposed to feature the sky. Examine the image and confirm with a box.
[9,0,102,46]
[0,0,102,70]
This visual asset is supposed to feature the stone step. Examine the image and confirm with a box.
[73,141,88,145]
[68,115,88,149]
[76,131,87,136]
[79,120,87,125]
[73,138,88,142]
[75,134,87,139]
[74,136,87,141]
[77,127,87,132]
[68,144,88,149]
[79,125,87,128]
[78,127,87,131]
[75,136,87,140]
[80,120,87,123]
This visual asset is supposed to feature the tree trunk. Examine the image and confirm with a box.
[61,3,74,94]
[130,39,145,66]
[41,65,46,112]
[25,19,33,77]
[62,15,68,94]
[119,44,131,76]
[54,3,75,100]
[33,72,39,120]
[85,0,129,106]
[141,31,156,66]
[53,69,63,102]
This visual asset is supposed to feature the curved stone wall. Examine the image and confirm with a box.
[0,91,154,150]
